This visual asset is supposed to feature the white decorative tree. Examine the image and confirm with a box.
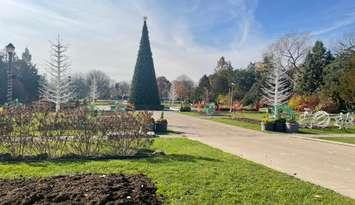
[169,83,177,106]
[41,35,74,112]
[262,60,292,117]
[89,76,99,102]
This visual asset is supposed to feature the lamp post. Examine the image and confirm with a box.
[229,82,235,112]
[6,43,15,104]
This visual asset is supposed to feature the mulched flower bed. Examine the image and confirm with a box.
[0,174,162,205]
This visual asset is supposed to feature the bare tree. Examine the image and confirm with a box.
[113,81,130,99]
[156,76,171,100]
[172,75,194,101]
[87,70,111,99]
[270,33,310,78]
[334,32,355,54]
[71,74,89,99]
[41,35,74,112]
[215,56,233,72]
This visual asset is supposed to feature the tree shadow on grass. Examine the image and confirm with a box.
[0,151,221,166]
[143,153,221,164]
[157,130,184,136]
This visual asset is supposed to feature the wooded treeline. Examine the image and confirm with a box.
[0,47,130,105]
[1,32,354,112]
[160,33,354,112]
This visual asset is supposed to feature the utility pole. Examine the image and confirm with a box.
[229,82,235,112]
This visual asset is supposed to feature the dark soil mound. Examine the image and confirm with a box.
[0,174,162,205]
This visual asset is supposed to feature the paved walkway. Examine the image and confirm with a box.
[160,111,355,199]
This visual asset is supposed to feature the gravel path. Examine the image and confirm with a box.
[159,111,355,199]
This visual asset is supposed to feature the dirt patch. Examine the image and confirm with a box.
[0,174,162,205]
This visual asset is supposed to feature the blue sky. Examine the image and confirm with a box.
[0,0,354,81]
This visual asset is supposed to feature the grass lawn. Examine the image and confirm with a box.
[317,137,355,144]
[1,137,354,204]
[210,117,261,131]
[93,100,117,106]
[300,127,355,135]
[214,117,355,135]
[180,111,355,135]
[231,111,266,120]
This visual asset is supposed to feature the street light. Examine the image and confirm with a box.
[229,82,235,112]
[6,43,15,104]
[6,43,15,53]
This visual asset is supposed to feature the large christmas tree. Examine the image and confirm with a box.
[129,17,162,110]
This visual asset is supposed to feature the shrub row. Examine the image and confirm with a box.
[0,106,154,160]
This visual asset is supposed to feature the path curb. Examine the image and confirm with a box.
[291,135,355,148]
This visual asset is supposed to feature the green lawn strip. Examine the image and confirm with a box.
[1,138,353,204]
[179,112,355,135]
[317,137,355,144]
[179,112,263,132]
[162,102,182,108]
[300,127,355,135]
[93,100,117,106]
[233,111,266,120]
[210,117,261,131]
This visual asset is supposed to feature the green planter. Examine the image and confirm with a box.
[273,118,286,132]
[155,120,168,133]
[286,122,299,133]
[274,122,286,132]
[148,118,155,132]
[264,122,275,131]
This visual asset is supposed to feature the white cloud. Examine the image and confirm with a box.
[0,0,269,82]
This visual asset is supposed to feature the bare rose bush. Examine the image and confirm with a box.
[0,106,154,160]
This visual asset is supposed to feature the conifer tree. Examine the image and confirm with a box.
[296,41,333,94]
[129,17,162,110]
